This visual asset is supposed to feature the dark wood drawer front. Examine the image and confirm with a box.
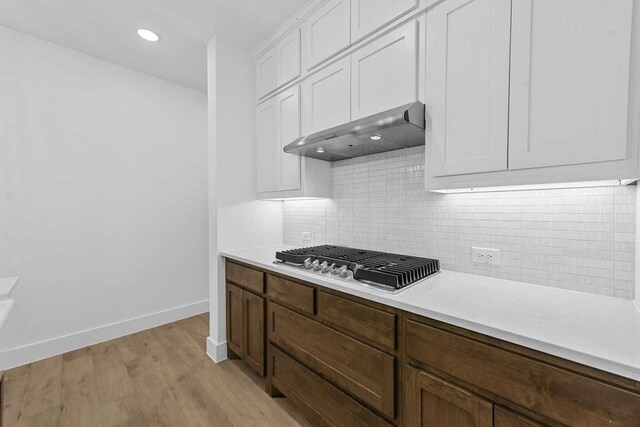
[494,407,543,427]
[269,303,395,418]
[317,291,396,351]
[271,346,393,427]
[405,319,640,427]
[226,261,264,294]
[267,275,315,315]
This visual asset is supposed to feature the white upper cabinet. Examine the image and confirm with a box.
[276,28,301,87]
[257,86,302,194]
[302,57,351,135]
[276,86,302,191]
[257,85,331,199]
[256,28,301,100]
[508,0,634,170]
[303,0,351,70]
[426,0,639,191]
[256,47,277,99]
[351,0,418,42]
[427,0,512,177]
[351,20,418,120]
[256,99,278,193]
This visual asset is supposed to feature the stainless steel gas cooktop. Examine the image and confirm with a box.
[274,245,440,292]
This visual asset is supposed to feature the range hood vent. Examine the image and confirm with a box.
[284,102,426,162]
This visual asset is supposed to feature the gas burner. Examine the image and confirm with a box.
[275,245,440,291]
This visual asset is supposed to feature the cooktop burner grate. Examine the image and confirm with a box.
[276,245,440,290]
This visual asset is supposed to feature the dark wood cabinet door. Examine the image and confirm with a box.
[405,366,493,427]
[226,282,244,358]
[243,291,265,376]
[494,407,544,427]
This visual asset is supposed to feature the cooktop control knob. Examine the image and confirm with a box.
[320,261,331,273]
[338,265,349,277]
[303,258,313,269]
[329,264,339,275]
[311,260,321,271]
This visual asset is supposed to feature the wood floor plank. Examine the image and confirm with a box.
[22,356,63,418]
[3,313,312,427]
[2,364,30,426]
[91,341,134,403]
[60,354,102,427]
[177,315,209,347]
[170,371,234,427]
[135,387,193,427]
[99,394,146,427]
[61,347,91,363]
[150,327,196,383]
[157,321,207,368]
[19,405,63,427]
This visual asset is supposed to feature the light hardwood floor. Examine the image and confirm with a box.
[2,313,314,427]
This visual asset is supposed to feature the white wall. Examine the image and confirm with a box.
[0,26,209,368]
[636,185,640,310]
[206,36,283,361]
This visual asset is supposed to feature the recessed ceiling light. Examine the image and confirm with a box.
[137,29,159,42]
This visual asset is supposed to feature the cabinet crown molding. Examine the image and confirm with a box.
[252,0,328,59]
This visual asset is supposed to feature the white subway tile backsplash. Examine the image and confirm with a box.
[283,146,637,299]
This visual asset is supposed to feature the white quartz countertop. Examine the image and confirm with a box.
[221,245,640,382]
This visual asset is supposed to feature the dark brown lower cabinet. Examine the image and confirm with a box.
[404,366,492,427]
[226,282,244,357]
[226,281,265,376]
[224,263,640,427]
[494,407,543,427]
[243,290,265,375]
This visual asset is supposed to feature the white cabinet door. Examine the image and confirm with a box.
[256,99,279,193]
[508,0,634,170]
[303,0,351,70]
[427,0,511,177]
[276,86,302,191]
[276,28,301,87]
[351,0,418,42]
[351,20,417,120]
[256,47,277,99]
[302,57,351,135]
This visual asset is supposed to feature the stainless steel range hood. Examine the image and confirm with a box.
[284,102,425,162]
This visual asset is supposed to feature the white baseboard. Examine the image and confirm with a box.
[0,299,209,370]
[206,336,227,363]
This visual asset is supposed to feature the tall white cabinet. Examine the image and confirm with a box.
[351,21,418,120]
[301,57,351,135]
[426,0,639,190]
[256,87,301,194]
[508,0,633,170]
[303,0,351,70]
[427,0,511,177]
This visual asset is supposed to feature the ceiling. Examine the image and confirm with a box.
[0,0,308,92]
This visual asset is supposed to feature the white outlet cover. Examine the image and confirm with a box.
[302,231,312,241]
[472,247,501,265]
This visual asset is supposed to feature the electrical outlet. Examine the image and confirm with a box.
[472,247,501,265]
[302,231,312,242]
